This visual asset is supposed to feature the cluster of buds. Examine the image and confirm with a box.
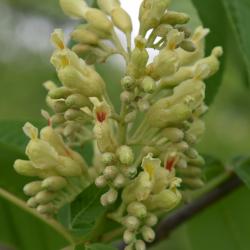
[14,123,90,215]
[109,154,182,249]
[14,0,222,248]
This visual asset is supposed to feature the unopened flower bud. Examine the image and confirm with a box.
[127,201,147,218]
[141,76,156,93]
[106,188,118,204]
[101,152,116,165]
[97,0,120,14]
[35,190,56,204]
[121,76,135,90]
[71,28,99,45]
[161,128,184,142]
[56,156,82,176]
[116,145,134,165]
[113,174,126,188]
[135,240,146,250]
[186,148,199,159]
[51,114,65,125]
[48,87,72,99]
[103,165,118,179]
[37,204,55,214]
[111,7,132,34]
[64,109,86,121]
[42,176,67,191]
[50,29,65,50]
[59,0,88,19]
[120,91,134,103]
[23,181,43,196]
[95,175,107,187]
[124,245,133,250]
[123,166,137,178]
[14,160,38,177]
[51,99,68,113]
[125,110,137,123]
[100,193,109,206]
[85,8,113,33]
[123,229,134,244]
[149,49,179,80]
[182,178,204,189]
[141,226,155,243]
[124,216,140,231]
[177,166,202,177]
[66,94,91,108]
[58,65,105,97]
[27,197,38,208]
[145,213,158,227]
[179,39,196,52]
[161,11,190,25]
[176,158,187,168]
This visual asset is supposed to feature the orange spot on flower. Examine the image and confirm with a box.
[165,157,176,171]
[96,111,107,123]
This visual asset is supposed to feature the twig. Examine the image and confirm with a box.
[118,173,242,249]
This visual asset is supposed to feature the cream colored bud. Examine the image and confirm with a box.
[149,49,179,80]
[177,166,202,177]
[64,109,86,121]
[161,128,184,143]
[127,201,147,219]
[103,165,118,179]
[141,76,156,93]
[122,166,137,178]
[97,0,120,14]
[176,158,187,169]
[124,245,133,250]
[58,65,105,97]
[139,0,171,35]
[184,132,197,145]
[37,204,56,214]
[111,7,132,34]
[147,102,192,128]
[27,197,38,208]
[120,91,134,104]
[124,216,140,231]
[144,189,182,211]
[106,188,118,204]
[56,156,82,176]
[137,99,150,112]
[135,240,146,250]
[113,174,126,188]
[123,229,134,244]
[145,213,158,227]
[100,193,109,206]
[116,145,134,165]
[121,76,135,90]
[95,175,107,187]
[125,111,137,123]
[14,160,38,177]
[101,152,116,165]
[51,99,68,113]
[186,148,199,159]
[51,29,65,50]
[161,11,190,25]
[182,178,204,189]
[188,155,205,166]
[66,94,91,108]
[174,141,189,152]
[23,181,43,196]
[48,87,72,99]
[141,226,155,243]
[42,176,67,191]
[179,40,196,52]
[154,24,172,37]
[35,190,56,204]
[59,0,88,19]
[71,28,99,45]
[85,8,113,33]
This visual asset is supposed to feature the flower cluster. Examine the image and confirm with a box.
[14,0,222,248]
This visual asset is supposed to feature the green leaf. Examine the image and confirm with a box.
[0,188,72,250]
[70,184,107,232]
[231,156,250,188]
[192,0,249,104]
[223,0,250,86]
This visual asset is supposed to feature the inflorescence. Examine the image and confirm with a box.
[14,0,222,249]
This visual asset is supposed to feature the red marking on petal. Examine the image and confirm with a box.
[165,157,176,171]
[96,111,107,123]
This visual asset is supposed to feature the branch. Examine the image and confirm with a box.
[118,173,242,249]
